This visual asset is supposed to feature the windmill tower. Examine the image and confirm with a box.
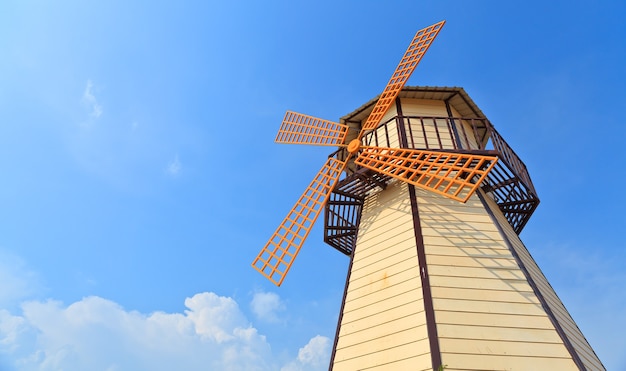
[252,21,605,370]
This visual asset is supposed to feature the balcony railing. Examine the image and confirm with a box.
[324,115,539,255]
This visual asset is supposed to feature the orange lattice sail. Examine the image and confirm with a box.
[275,111,349,146]
[360,20,446,134]
[355,146,497,202]
[252,157,345,286]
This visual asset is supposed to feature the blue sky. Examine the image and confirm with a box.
[0,1,624,370]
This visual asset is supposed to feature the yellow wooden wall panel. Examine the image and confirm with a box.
[411,186,582,369]
[432,297,544,317]
[355,218,413,247]
[340,298,425,334]
[431,286,540,305]
[333,182,431,370]
[336,325,427,356]
[419,212,494,224]
[482,194,605,371]
[350,253,419,292]
[359,181,410,212]
[420,234,508,250]
[349,243,417,282]
[429,264,527,281]
[366,354,431,371]
[438,323,564,343]
[420,219,503,234]
[442,353,578,371]
[426,254,518,269]
[399,98,448,117]
[356,212,411,232]
[354,191,413,249]
[416,194,491,212]
[426,244,514,258]
[351,230,414,263]
[358,196,413,230]
[358,204,412,227]
[334,339,431,371]
[440,338,572,358]
[421,221,505,236]
[344,269,421,312]
[339,311,426,338]
[350,233,414,266]
[436,310,555,330]
[429,274,533,292]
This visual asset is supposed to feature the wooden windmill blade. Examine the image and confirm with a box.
[252,156,345,286]
[355,146,498,203]
[275,111,349,146]
[253,20,447,286]
[360,20,445,135]
[341,21,498,205]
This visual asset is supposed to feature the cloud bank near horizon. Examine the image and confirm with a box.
[0,291,330,371]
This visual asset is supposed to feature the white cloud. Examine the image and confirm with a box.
[82,80,102,119]
[185,292,246,343]
[0,292,331,371]
[250,291,285,323]
[281,335,331,371]
[0,293,274,370]
[297,335,331,366]
[0,253,331,371]
[166,155,181,176]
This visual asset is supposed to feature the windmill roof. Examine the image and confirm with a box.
[340,86,487,123]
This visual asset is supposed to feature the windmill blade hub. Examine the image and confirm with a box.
[347,139,361,154]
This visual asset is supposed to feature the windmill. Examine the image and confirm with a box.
[252,21,604,370]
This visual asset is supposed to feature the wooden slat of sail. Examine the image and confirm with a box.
[355,146,497,203]
[360,20,445,134]
[275,111,349,146]
[252,157,345,286]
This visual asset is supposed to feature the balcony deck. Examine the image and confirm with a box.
[324,114,539,256]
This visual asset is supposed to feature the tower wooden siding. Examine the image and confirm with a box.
[333,180,581,370]
[417,187,578,370]
[483,195,605,370]
[331,96,603,370]
[333,181,431,370]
